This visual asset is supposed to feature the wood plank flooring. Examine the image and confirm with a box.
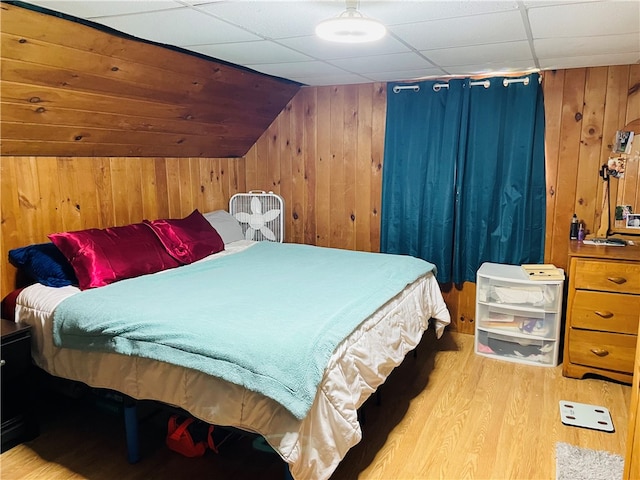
[0,331,631,480]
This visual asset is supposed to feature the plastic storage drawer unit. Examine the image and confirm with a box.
[475,262,564,367]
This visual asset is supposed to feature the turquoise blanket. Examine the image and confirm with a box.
[53,242,435,419]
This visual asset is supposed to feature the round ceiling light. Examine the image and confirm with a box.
[315,7,386,44]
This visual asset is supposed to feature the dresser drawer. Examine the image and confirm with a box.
[568,329,637,374]
[573,259,640,294]
[571,290,640,334]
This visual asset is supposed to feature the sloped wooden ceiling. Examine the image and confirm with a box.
[0,2,301,157]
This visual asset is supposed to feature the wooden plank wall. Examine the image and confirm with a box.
[543,65,640,271]
[0,2,299,158]
[0,157,245,295]
[1,65,639,332]
[243,85,386,252]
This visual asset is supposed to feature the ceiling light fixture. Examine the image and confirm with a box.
[315,1,386,44]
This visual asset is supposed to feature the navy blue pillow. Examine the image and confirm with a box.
[8,242,78,287]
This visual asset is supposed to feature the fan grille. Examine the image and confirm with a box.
[229,191,285,242]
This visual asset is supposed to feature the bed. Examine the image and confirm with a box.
[10,209,451,480]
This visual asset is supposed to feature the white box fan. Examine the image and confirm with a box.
[229,191,285,243]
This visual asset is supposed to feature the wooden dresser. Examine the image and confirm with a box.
[624,315,640,479]
[563,241,640,384]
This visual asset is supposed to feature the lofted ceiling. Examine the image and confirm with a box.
[18,0,640,87]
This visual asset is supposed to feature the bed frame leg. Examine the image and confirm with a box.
[123,398,140,464]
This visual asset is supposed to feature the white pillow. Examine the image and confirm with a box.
[202,210,245,244]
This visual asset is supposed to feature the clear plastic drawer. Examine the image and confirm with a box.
[476,304,558,339]
[477,277,562,312]
[476,330,557,366]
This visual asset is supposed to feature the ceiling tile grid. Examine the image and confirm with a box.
[18,0,640,86]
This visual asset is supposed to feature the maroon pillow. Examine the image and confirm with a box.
[2,288,25,322]
[144,210,224,264]
[49,223,181,290]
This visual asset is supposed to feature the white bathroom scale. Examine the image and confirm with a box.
[559,400,614,432]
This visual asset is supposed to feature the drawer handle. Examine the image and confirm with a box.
[607,276,627,285]
[590,348,609,357]
[594,310,614,319]
[0,359,4,367]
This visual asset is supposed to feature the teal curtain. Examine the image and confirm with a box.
[381,74,545,284]
[380,80,467,282]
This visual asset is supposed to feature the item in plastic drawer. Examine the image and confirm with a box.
[488,312,514,322]
[490,285,553,306]
[519,319,549,336]
[489,337,539,357]
[487,335,553,363]
[478,288,488,302]
[483,320,519,328]
[477,342,494,354]
[492,285,543,304]
[483,315,549,336]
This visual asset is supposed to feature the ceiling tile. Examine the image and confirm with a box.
[528,1,640,38]
[390,10,527,50]
[329,52,435,74]
[277,34,412,61]
[521,0,601,5]
[534,33,640,58]
[363,67,449,82]
[423,41,533,67]
[92,8,262,45]
[539,52,640,69]
[187,40,314,64]
[293,74,374,87]
[24,0,181,17]
[192,1,338,38]
[249,60,351,78]
[363,0,519,24]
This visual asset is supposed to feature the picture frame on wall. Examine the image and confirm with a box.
[626,214,640,229]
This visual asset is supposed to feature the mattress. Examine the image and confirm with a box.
[15,240,451,480]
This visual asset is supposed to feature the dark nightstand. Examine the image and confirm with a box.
[1,319,38,451]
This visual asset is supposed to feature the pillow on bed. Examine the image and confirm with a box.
[144,209,224,264]
[1,288,26,322]
[202,210,245,244]
[49,223,181,290]
[8,242,78,287]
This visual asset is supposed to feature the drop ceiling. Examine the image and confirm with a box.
[19,0,640,86]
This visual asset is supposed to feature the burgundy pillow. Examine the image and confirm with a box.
[144,209,224,264]
[49,223,181,290]
[1,288,25,322]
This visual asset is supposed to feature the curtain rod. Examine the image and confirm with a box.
[392,75,540,94]
[432,80,490,92]
[431,75,541,92]
[392,85,420,93]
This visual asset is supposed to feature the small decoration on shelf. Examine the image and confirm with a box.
[613,130,634,154]
[615,204,633,221]
[569,213,579,239]
[627,213,640,229]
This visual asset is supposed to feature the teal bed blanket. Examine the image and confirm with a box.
[53,242,436,419]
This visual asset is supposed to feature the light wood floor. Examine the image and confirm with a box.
[0,331,631,480]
